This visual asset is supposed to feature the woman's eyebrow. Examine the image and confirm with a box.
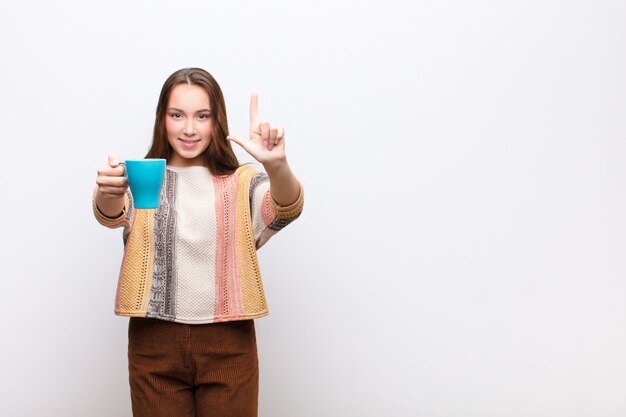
[167,107,212,113]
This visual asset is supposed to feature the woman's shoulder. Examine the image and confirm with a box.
[232,164,270,194]
[235,163,260,176]
[235,163,269,182]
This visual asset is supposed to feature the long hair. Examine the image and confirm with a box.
[145,68,240,175]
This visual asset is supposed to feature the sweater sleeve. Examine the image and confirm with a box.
[92,186,133,230]
[248,172,304,249]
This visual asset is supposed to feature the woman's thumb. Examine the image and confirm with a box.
[108,154,120,167]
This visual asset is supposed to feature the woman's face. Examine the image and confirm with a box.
[165,83,213,167]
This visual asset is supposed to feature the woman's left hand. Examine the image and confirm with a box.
[227,93,286,165]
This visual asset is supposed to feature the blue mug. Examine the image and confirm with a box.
[121,159,166,209]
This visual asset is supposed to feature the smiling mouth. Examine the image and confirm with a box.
[179,138,200,144]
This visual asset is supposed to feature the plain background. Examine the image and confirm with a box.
[1,1,625,416]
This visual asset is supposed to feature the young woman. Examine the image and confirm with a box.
[93,68,303,417]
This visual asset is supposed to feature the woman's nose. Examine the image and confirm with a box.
[183,120,196,136]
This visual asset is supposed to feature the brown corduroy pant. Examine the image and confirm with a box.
[128,317,259,417]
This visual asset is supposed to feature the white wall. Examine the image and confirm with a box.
[1,1,625,416]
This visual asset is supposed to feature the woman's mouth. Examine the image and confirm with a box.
[179,138,201,148]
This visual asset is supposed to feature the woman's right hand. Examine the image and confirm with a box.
[96,154,128,198]
[95,154,128,218]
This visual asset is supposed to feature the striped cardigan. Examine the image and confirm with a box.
[93,164,303,324]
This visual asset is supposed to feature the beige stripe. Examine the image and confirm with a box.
[173,170,217,320]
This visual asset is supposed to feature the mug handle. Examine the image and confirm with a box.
[118,161,127,178]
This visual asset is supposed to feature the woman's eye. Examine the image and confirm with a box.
[198,114,210,120]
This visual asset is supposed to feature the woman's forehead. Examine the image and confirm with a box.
[168,84,211,109]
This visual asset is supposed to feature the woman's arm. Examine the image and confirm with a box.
[264,160,301,206]
[227,93,302,206]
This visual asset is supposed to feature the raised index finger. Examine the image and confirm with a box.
[250,93,259,126]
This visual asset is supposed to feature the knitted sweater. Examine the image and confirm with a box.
[93,164,303,324]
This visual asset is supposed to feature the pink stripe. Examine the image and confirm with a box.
[261,190,277,226]
[213,175,243,317]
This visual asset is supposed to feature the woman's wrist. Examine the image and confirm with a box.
[262,158,289,176]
